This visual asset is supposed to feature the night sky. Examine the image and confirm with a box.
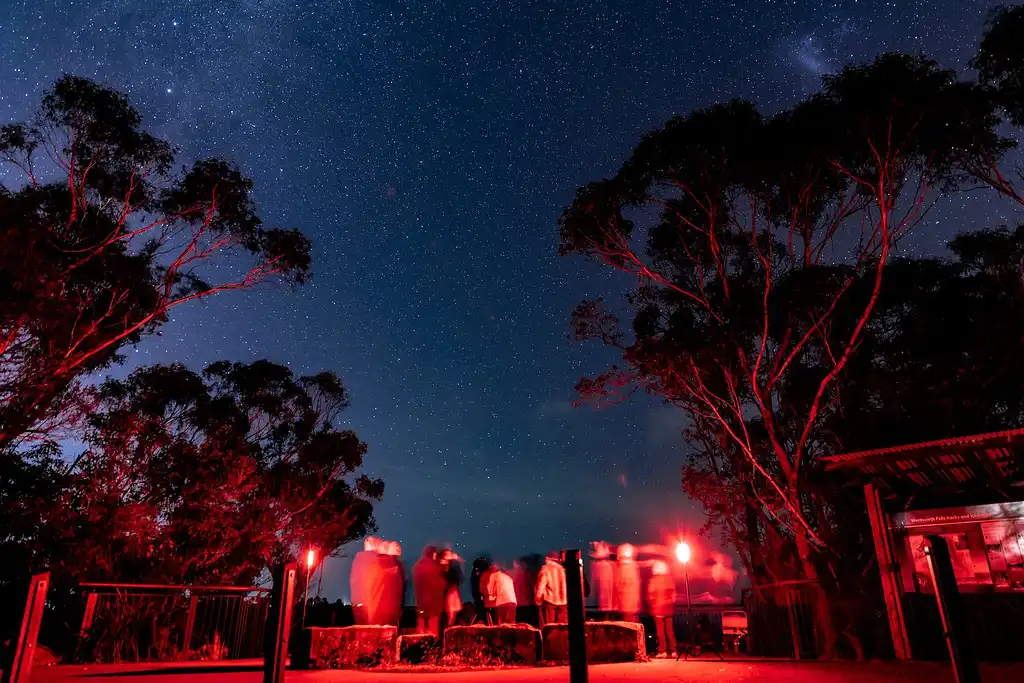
[1,0,1018,600]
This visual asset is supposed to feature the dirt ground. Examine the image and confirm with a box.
[32,658,1024,683]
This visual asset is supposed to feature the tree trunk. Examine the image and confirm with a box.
[793,527,837,659]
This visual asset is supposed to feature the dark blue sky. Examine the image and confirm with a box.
[1,0,1016,599]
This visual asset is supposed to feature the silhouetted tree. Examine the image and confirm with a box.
[0,76,311,452]
[559,53,1013,656]
[3,359,382,588]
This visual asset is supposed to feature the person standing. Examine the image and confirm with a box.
[615,543,641,622]
[441,548,464,629]
[378,541,405,626]
[589,541,615,619]
[413,545,447,636]
[647,560,677,657]
[534,551,568,625]
[487,564,518,624]
[471,556,492,624]
[350,537,381,625]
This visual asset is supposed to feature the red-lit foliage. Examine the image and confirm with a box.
[559,53,1016,657]
[0,76,311,452]
[7,360,381,587]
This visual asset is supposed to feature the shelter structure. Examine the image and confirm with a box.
[824,428,1024,661]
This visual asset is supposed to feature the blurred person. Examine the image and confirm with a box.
[534,551,567,625]
[615,543,640,622]
[378,541,405,626]
[413,545,447,636]
[510,559,532,607]
[647,560,677,657]
[440,548,464,628]
[487,563,518,624]
[589,541,615,618]
[471,556,493,624]
[350,536,382,625]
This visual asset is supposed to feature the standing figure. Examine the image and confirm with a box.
[441,549,464,628]
[589,541,615,618]
[534,551,568,625]
[471,556,492,624]
[487,564,518,624]
[615,543,641,622]
[413,545,447,636]
[350,537,382,625]
[647,560,677,657]
[378,541,406,626]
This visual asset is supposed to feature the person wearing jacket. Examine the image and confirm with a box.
[471,556,492,624]
[647,560,677,657]
[534,551,568,625]
[614,543,641,622]
[413,546,447,635]
[350,537,381,625]
[589,541,615,618]
[486,564,518,624]
[440,548,464,629]
[377,541,405,626]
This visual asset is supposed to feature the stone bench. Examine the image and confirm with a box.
[541,621,646,663]
[441,624,542,666]
[303,625,397,669]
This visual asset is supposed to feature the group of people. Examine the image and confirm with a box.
[588,541,678,657]
[347,539,683,656]
[349,537,406,627]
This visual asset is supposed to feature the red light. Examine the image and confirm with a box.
[306,548,316,570]
[676,542,691,564]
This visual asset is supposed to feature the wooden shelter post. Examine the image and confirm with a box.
[864,482,911,659]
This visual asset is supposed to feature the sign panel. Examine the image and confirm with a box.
[892,502,1024,593]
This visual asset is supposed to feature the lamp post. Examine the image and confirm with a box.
[675,542,692,610]
[301,547,317,630]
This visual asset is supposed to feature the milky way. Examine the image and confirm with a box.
[0,0,1015,599]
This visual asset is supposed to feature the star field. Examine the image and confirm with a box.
[1,0,1017,599]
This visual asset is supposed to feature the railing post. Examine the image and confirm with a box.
[2,572,50,683]
[563,549,588,683]
[79,592,98,636]
[785,587,801,660]
[263,562,297,683]
[924,536,980,683]
[182,593,198,659]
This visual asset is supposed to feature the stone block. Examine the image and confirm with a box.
[441,624,541,666]
[396,633,440,665]
[541,621,646,663]
[305,625,397,669]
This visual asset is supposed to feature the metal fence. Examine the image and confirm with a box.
[75,583,270,663]
[742,580,822,658]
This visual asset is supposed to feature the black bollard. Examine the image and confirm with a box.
[564,549,588,683]
[264,562,298,683]
[923,536,980,683]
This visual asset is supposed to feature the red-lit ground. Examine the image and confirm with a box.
[33,659,1024,683]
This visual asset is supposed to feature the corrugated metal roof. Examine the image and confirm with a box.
[823,427,1024,469]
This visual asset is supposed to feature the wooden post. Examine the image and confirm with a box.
[924,536,980,683]
[864,483,911,659]
[2,572,49,683]
[79,592,98,636]
[564,549,588,683]
[263,562,297,683]
[182,593,199,659]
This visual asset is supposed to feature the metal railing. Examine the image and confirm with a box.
[742,581,822,658]
[75,583,270,663]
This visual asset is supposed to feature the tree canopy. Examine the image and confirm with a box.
[559,23,1024,657]
[0,76,312,453]
[2,360,382,587]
